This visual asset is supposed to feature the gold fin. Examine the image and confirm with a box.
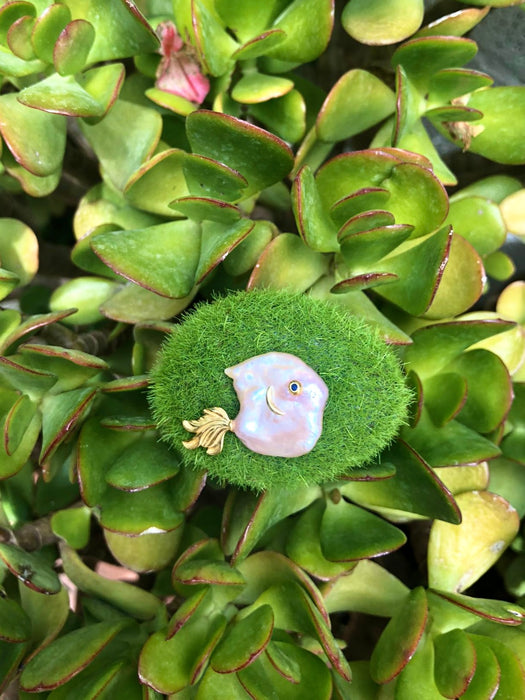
[182,407,232,456]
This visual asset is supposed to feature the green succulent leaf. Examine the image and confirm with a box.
[91,220,201,299]
[17,63,125,119]
[316,69,395,142]
[40,387,98,464]
[0,93,66,177]
[342,0,423,46]
[322,560,409,617]
[0,543,61,594]
[211,605,274,672]
[31,3,72,63]
[138,613,227,694]
[265,0,334,63]
[369,587,428,684]
[60,544,162,619]
[18,584,69,653]
[320,497,406,561]
[428,490,519,592]
[19,620,126,692]
[186,110,294,197]
[341,440,461,524]
[51,505,91,549]
[416,7,490,38]
[0,596,31,643]
[53,19,95,75]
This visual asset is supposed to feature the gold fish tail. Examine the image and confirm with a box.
[182,407,232,456]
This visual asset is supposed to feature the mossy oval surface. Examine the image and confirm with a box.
[150,290,410,490]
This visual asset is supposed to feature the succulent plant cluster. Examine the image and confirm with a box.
[0,0,524,697]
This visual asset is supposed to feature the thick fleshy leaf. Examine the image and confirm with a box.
[0,640,28,694]
[222,488,319,562]
[186,110,294,197]
[404,410,501,467]
[0,543,61,594]
[196,219,255,283]
[265,0,333,63]
[249,88,306,144]
[460,635,501,700]
[232,73,293,104]
[0,390,41,479]
[170,196,241,224]
[18,343,107,392]
[4,393,38,456]
[322,559,409,617]
[53,19,95,75]
[434,628,476,698]
[450,349,512,433]
[316,69,394,141]
[500,190,525,237]
[421,371,467,427]
[338,210,395,240]
[189,0,238,76]
[0,217,38,285]
[245,581,351,681]
[458,174,522,205]
[60,544,162,619]
[51,505,91,549]
[447,195,506,256]
[139,614,227,694]
[81,99,162,192]
[183,152,248,202]
[489,457,525,518]
[416,7,490,39]
[18,584,69,653]
[320,497,406,561]
[237,646,332,699]
[481,636,525,699]
[464,87,525,165]
[372,226,452,315]
[0,309,76,354]
[369,587,428,684]
[124,149,188,216]
[434,463,489,496]
[431,590,525,626]
[0,356,56,397]
[428,68,493,105]
[341,440,460,523]
[292,166,339,253]
[49,277,119,325]
[423,234,484,320]
[0,93,66,176]
[232,29,286,60]
[235,552,328,624]
[404,317,516,379]
[104,528,182,573]
[395,633,443,699]
[428,490,519,592]
[286,499,357,580]
[19,621,125,692]
[247,233,329,291]
[391,36,478,92]
[31,3,71,62]
[2,148,60,197]
[330,188,390,227]
[101,284,195,324]
[339,224,412,270]
[17,63,124,119]
[91,220,201,298]
[40,387,97,464]
[342,0,423,45]
[0,596,31,642]
[105,433,180,491]
[0,1,35,42]
[0,44,44,77]
[211,605,274,672]
[65,0,159,63]
[316,151,449,238]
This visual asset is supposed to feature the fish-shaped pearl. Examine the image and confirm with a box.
[182,352,329,458]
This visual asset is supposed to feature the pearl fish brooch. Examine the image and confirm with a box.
[182,352,329,458]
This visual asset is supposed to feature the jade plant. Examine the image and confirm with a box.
[0,0,524,697]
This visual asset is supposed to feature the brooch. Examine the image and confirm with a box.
[182,352,329,458]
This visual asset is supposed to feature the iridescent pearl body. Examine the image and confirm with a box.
[225,352,329,457]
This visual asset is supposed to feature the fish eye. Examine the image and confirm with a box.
[288,380,302,395]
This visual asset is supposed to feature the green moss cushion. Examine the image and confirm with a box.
[150,290,411,491]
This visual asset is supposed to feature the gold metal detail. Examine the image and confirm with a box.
[182,407,232,455]
[265,386,285,415]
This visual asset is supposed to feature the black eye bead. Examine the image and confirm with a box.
[289,380,302,395]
